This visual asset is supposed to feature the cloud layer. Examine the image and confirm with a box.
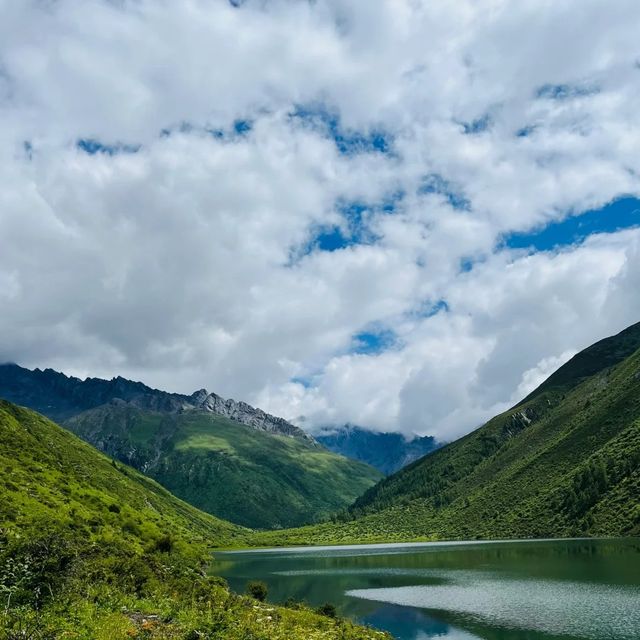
[1,0,640,440]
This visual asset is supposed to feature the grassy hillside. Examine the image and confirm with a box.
[65,406,382,529]
[250,322,640,546]
[0,400,389,639]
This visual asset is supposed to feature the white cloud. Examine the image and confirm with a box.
[1,0,640,439]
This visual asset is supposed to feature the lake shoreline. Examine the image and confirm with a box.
[213,534,629,554]
[210,537,640,640]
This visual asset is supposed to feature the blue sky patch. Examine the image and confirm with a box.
[458,113,492,135]
[77,138,140,155]
[313,226,353,252]
[233,119,252,135]
[419,173,470,210]
[291,375,313,388]
[290,104,393,156]
[459,257,475,272]
[161,120,252,140]
[340,200,368,228]
[351,328,397,355]
[302,192,405,257]
[381,189,405,214]
[207,120,253,139]
[516,124,537,138]
[503,196,640,251]
[536,83,599,100]
[410,299,450,320]
[302,201,373,254]
[425,299,449,317]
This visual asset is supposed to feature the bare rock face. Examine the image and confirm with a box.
[0,363,314,442]
[198,392,314,441]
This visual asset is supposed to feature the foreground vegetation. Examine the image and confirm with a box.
[250,322,640,547]
[0,400,389,639]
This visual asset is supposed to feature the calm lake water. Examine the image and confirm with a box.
[211,538,640,640]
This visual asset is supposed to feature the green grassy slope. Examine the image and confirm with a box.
[0,400,389,639]
[250,323,640,546]
[65,406,382,529]
[0,400,243,549]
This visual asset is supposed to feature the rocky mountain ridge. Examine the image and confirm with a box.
[0,363,312,441]
[0,363,381,528]
[197,390,310,439]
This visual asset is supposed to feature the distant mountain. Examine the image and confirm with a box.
[0,363,310,440]
[252,320,640,546]
[0,364,382,529]
[316,425,440,474]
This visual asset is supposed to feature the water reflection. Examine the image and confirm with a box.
[358,604,480,640]
[212,538,640,640]
[349,576,640,639]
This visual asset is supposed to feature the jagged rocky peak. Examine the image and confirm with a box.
[0,363,313,442]
[189,388,209,404]
[197,391,314,441]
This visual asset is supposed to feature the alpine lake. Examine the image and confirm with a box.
[211,538,640,640]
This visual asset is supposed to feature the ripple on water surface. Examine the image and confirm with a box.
[348,574,640,640]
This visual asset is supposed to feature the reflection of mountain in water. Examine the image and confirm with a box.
[358,603,463,639]
[213,540,640,640]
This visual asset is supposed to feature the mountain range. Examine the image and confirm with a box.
[316,425,440,475]
[0,363,310,438]
[0,364,381,529]
[2,320,640,637]
[3,320,640,545]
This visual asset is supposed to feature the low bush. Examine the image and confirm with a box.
[246,580,268,602]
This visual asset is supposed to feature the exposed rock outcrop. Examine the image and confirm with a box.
[198,392,312,440]
[0,363,313,441]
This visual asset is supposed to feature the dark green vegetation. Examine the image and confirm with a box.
[65,406,381,529]
[246,580,268,602]
[251,322,640,546]
[0,364,382,529]
[0,400,390,640]
[317,425,439,475]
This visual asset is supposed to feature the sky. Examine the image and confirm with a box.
[1,0,640,441]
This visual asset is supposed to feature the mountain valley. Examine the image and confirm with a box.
[0,365,381,529]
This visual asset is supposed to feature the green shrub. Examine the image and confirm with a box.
[153,534,174,553]
[283,596,306,610]
[316,602,337,618]
[246,580,268,602]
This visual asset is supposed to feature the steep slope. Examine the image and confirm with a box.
[317,425,440,474]
[0,365,382,529]
[251,322,640,546]
[64,404,382,529]
[0,400,242,547]
[0,400,389,640]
